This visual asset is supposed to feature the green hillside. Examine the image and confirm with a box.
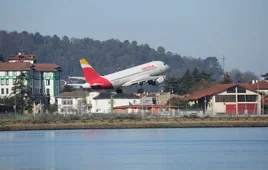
[0,30,223,80]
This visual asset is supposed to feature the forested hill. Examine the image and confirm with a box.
[0,30,223,79]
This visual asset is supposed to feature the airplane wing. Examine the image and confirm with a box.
[122,76,163,87]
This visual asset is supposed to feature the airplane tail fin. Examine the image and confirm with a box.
[79,58,101,83]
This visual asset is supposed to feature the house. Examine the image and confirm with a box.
[250,80,268,95]
[113,104,182,116]
[155,92,171,105]
[0,52,61,105]
[187,83,262,116]
[56,91,90,114]
[139,93,156,105]
[91,93,140,113]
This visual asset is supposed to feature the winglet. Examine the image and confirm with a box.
[80,58,92,68]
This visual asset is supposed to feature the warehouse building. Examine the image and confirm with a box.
[187,83,262,116]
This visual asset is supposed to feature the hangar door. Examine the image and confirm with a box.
[226,104,236,114]
[238,104,257,115]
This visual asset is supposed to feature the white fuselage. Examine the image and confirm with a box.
[103,61,169,88]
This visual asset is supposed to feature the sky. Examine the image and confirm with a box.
[0,0,267,76]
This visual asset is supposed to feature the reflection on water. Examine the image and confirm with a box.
[0,128,268,170]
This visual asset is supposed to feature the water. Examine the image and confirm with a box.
[0,128,268,170]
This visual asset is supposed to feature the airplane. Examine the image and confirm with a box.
[79,58,170,93]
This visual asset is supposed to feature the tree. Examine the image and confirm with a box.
[163,76,179,93]
[189,80,213,94]
[192,68,200,83]
[199,71,212,81]
[167,97,188,106]
[34,32,44,45]
[48,104,58,113]
[61,85,75,92]
[157,46,165,54]
[261,73,268,80]
[62,36,70,45]
[181,69,194,92]
[219,73,232,84]
[228,69,243,83]
[242,71,259,83]
[11,73,34,113]
[0,54,4,62]
[131,41,137,46]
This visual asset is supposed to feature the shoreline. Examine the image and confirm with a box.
[1,118,268,131]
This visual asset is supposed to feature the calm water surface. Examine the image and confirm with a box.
[0,128,268,170]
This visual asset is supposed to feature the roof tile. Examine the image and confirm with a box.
[187,83,258,100]
[33,63,60,72]
[0,62,32,71]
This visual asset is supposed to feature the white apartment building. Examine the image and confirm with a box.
[0,53,61,105]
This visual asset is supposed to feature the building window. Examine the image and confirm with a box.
[237,86,246,93]
[46,80,50,86]
[227,87,236,93]
[13,79,16,84]
[5,72,8,76]
[6,79,9,85]
[6,88,8,94]
[1,88,4,94]
[215,95,236,102]
[46,89,50,95]
[62,99,73,105]
[12,71,15,76]
[237,95,257,102]
[1,79,4,85]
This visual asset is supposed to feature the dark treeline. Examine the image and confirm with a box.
[164,68,215,95]
[0,30,223,79]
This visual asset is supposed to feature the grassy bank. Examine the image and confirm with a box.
[1,113,268,131]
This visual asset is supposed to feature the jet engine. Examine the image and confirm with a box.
[148,76,166,85]
[156,76,165,84]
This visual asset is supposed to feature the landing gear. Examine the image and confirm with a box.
[137,82,144,93]
[116,88,123,93]
[137,88,144,93]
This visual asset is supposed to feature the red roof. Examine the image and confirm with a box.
[33,63,60,72]
[0,62,60,72]
[8,53,35,61]
[250,80,268,90]
[0,62,32,71]
[187,83,258,100]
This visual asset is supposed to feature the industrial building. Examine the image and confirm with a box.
[187,83,263,116]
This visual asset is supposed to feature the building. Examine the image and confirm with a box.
[250,80,268,95]
[0,53,61,105]
[113,104,182,116]
[91,93,140,113]
[139,93,156,105]
[56,91,90,114]
[155,92,178,105]
[187,83,262,116]
[8,53,36,63]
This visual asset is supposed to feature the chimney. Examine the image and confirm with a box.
[252,80,255,84]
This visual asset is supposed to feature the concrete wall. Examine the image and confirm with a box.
[91,98,140,113]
